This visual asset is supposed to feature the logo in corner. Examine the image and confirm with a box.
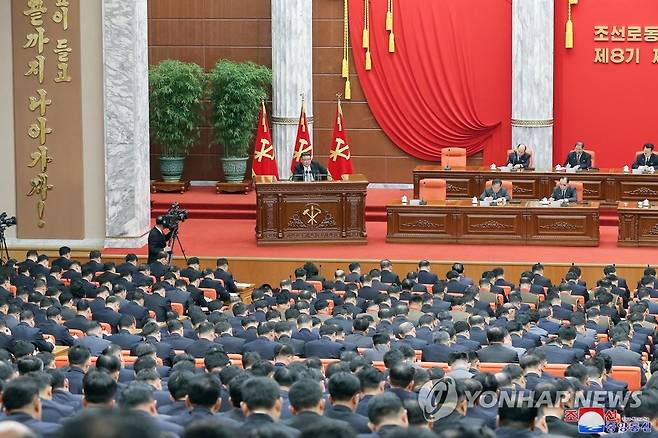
[418,377,458,421]
[578,407,605,433]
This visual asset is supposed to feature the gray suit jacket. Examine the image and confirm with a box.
[479,187,511,201]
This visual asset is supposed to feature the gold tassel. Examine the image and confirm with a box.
[345,78,352,100]
[362,29,369,49]
[565,19,573,49]
[386,11,393,31]
[342,58,349,78]
[388,32,395,53]
[365,50,372,70]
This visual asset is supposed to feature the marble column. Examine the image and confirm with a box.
[271,0,314,180]
[512,0,554,171]
[102,0,150,248]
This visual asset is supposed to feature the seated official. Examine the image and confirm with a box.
[632,143,658,169]
[563,141,592,169]
[550,177,577,203]
[506,143,531,169]
[480,179,511,202]
[291,152,329,182]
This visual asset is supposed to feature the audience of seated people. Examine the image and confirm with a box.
[0,250,657,437]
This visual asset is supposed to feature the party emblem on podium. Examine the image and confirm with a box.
[303,204,322,225]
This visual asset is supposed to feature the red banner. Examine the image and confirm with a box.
[251,102,279,179]
[327,100,353,178]
[290,102,313,173]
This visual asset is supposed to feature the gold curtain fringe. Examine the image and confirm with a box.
[342,59,349,78]
[345,78,352,100]
[362,29,369,49]
[365,50,372,70]
[386,11,393,31]
[388,32,395,53]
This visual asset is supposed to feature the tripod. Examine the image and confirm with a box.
[167,226,188,265]
[0,229,9,265]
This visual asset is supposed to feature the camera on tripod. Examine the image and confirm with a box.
[160,203,188,229]
[0,213,17,231]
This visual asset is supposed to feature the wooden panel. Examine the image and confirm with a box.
[149,46,205,66]
[387,201,599,246]
[203,0,271,19]
[203,20,271,46]
[618,205,658,247]
[314,128,397,157]
[148,20,206,46]
[203,47,272,69]
[255,181,368,244]
[148,0,206,19]
[619,181,658,201]
[313,74,366,102]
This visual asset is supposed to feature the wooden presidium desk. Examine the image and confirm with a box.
[255,180,368,245]
[618,202,658,246]
[387,200,600,246]
[412,166,658,208]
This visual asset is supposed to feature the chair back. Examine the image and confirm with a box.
[571,149,596,167]
[485,180,513,199]
[441,147,467,167]
[506,148,534,168]
[419,178,447,201]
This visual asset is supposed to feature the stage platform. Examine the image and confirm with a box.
[151,186,620,225]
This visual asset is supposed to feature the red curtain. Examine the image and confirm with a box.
[554,0,658,168]
[349,0,511,163]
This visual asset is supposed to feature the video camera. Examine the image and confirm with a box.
[157,203,188,230]
[0,213,17,231]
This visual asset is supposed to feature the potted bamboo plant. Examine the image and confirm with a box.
[209,60,272,182]
[149,59,205,182]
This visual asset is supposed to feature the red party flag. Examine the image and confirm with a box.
[290,101,313,173]
[251,102,279,179]
[327,99,353,178]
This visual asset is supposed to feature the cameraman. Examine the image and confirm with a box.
[148,216,173,264]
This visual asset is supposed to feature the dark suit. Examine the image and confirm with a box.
[479,187,510,201]
[65,366,86,394]
[93,306,122,332]
[11,322,53,352]
[149,261,170,280]
[143,293,171,322]
[293,328,319,343]
[185,338,224,358]
[535,343,580,364]
[564,151,592,169]
[325,405,370,434]
[291,161,329,181]
[418,271,439,285]
[285,410,349,432]
[304,336,345,359]
[39,319,76,346]
[476,343,518,363]
[41,397,74,423]
[74,335,112,356]
[551,185,578,202]
[105,330,143,350]
[200,278,230,301]
[3,412,60,437]
[357,285,379,301]
[119,301,150,328]
[507,152,531,168]
[213,333,246,354]
[214,269,238,295]
[599,346,645,383]
[633,153,658,169]
[380,270,401,285]
[242,412,300,436]
[162,332,195,351]
[421,343,466,362]
[172,407,241,429]
[277,334,305,356]
[147,227,172,264]
[243,337,282,360]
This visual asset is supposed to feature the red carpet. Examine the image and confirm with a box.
[151,187,619,226]
[105,217,658,265]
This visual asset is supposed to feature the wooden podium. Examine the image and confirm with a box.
[255,180,368,245]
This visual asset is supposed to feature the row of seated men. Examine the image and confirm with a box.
[0,251,656,437]
[505,141,658,170]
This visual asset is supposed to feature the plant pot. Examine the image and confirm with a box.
[221,156,249,182]
[159,156,186,182]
